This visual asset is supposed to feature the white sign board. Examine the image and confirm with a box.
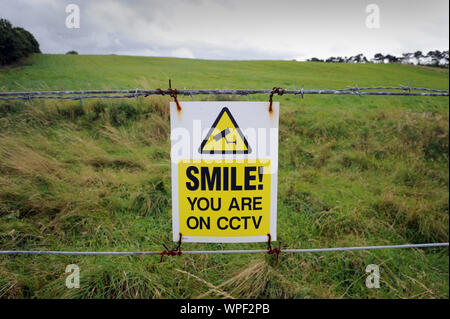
[170,102,279,243]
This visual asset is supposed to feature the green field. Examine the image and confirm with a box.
[0,54,448,298]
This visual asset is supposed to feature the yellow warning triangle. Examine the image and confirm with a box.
[199,107,251,154]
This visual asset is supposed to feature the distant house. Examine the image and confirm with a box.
[398,50,449,67]
[400,53,419,65]
[306,50,449,67]
[418,55,436,66]
[437,51,449,67]
[370,58,384,64]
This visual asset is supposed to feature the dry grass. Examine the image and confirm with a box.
[0,55,448,298]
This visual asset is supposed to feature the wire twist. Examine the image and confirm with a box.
[269,87,285,112]
[267,234,281,265]
[158,233,182,262]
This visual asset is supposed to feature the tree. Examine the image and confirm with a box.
[0,19,16,65]
[374,53,384,59]
[0,18,40,65]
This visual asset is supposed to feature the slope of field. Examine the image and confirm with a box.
[0,54,448,298]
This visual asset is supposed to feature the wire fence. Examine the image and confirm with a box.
[0,85,449,101]
[0,84,448,259]
[0,243,448,256]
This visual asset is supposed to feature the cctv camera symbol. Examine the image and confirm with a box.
[213,128,236,144]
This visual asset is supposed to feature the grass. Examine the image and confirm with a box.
[0,54,448,299]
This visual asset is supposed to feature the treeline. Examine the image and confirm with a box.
[307,50,449,68]
[0,18,40,65]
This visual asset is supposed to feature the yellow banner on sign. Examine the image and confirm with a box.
[178,159,271,237]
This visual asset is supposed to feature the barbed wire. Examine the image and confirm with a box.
[0,242,447,256]
[0,85,448,101]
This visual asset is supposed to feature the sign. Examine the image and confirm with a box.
[170,102,279,242]
[199,107,250,154]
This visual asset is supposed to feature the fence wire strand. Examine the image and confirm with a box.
[0,243,448,256]
[0,86,448,101]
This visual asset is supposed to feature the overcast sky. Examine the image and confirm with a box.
[1,0,448,60]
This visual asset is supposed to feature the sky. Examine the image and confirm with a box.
[1,0,448,60]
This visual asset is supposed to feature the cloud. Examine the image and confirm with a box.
[0,0,448,60]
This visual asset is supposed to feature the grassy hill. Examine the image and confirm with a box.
[0,54,448,298]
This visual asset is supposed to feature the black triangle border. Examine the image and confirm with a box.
[198,107,252,154]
